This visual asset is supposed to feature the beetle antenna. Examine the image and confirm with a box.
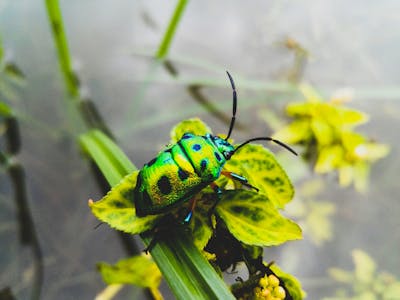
[234,137,298,156]
[225,71,237,140]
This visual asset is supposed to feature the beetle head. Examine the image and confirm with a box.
[212,135,235,159]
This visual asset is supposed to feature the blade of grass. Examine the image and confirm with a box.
[80,129,235,300]
[80,131,134,186]
[45,0,79,98]
[155,0,189,59]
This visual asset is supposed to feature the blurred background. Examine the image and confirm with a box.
[0,0,399,299]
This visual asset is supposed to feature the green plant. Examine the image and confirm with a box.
[81,118,304,299]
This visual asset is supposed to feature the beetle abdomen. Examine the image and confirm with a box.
[135,143,203,216]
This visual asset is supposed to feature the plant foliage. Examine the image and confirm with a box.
[86,118,304,299]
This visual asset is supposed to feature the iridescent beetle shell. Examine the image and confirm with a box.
[134,133,234,216]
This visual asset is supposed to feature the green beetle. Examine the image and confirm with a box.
[134,72,296,223]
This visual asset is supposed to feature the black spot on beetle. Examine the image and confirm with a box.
[214,152,222,161]
[200,159,208,171]
[182,134,192,139]
[178,169,189,181]
[192,144,201,151]
[158,175,172,194]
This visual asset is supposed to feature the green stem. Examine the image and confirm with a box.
[155,0,188,59]
[45,0,79,98]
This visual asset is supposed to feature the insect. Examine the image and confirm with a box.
[134,72,297,223]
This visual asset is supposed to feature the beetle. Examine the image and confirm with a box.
[134,72,297,223]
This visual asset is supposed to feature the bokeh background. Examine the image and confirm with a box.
[1,1,399,299]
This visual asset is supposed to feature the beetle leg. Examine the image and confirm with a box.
[182,197,197,224]
[208,182,223,227]
[210,182,223,198]
[209,182,223,212]
[221,170,259,192]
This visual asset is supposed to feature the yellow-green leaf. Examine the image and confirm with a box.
[0,102,13,117]
[170,118,212,143]
[189,195,214,250]
[216,190,302,246]
[98,255,163,299]
[89,171,159,234]
[98,255,162,287]
[225,144,295,208]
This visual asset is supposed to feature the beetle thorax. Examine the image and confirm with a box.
[211,135,235,160]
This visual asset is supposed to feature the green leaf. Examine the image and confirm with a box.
[80,129,136,186]
[170,118,212,143]
[189,195,214,250]
[146,227,235,300]
[89,171,159,234]
[216,190,302,246]
[270,263,306,300]
[225,144,295,208]
[352,249,376,284]
[0,101,13,117]
[98,255,162,287]
[98,255,163,300]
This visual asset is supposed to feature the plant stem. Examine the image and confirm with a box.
[155,0,189,59]
[44,0,79,98]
